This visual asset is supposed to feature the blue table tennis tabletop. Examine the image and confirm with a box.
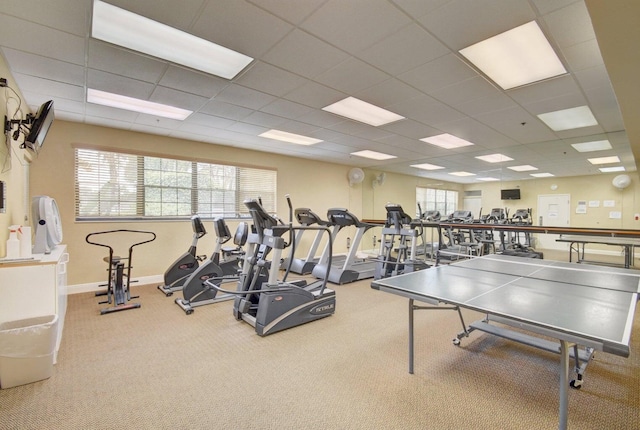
[371,254,639,430]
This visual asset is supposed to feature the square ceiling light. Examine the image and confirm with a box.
[599,166,625,173]
[477,177,499,181]
[530,172,555,178]
[259,130,322,145]
[410,163,444,170]
[351,150,397,160]
[588,155,620,165]
[508,165,538,172]
[322,97,405,126]
[571,140,612,152]
[459,21,566,90]
[475,153,513,163]
[449,171,476,177]
[420,134,474,149]
[87,88,193,120]
[92,0,253,79]
[537,106,598,131]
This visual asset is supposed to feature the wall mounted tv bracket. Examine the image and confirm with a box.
[4,114,37,146]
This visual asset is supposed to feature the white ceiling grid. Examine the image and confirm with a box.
[0,0,634,183]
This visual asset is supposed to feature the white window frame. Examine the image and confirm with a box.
[74,148,277,221]
[416,186,458,218]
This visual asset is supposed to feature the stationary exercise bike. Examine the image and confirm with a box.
[174,219,248,315]
[86,229,156,315]
[157,215,207,297]
[210,217,247,276]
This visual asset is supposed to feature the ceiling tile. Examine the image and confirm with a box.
[418,0,535,50]
[358,24,449,75]
[235,61,307,97]
[399,54,477,94]
[193,0,292,58]
[314,57,390,94]
[262,29,349,79]
[300,0,411,54]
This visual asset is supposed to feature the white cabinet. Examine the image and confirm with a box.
[0,245,68,363]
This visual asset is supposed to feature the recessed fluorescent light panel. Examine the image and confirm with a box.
[259,130,322,146]
[537,106,598,131]
[350,150,397,160]
[477,177,499,182]
[420,134,474,149]
[459,21,566,90]
[449,171,476,177]
[87,88,193,120]
[508,165,538,172]
[322,97,405,126]
[92,0,253,79]
[588,156,620,165]
[571,140,612,152]
[410,163,444,171]
[475,153,513,163]
[599,166,625,173]
[530,173,555,178]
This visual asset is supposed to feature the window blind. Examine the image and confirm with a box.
[75,148,277,220]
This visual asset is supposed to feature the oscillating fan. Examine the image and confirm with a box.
[347,168,365,187]
[32,195,63,254]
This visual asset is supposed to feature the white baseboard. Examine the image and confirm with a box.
[67,274,164,295]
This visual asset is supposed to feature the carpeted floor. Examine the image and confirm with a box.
[1,254,639,429]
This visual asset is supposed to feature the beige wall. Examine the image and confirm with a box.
[464,175,640,229]
[3,55,640,286]
[9,118,640,287]
[0,57,31,257]
[29,120,366,285]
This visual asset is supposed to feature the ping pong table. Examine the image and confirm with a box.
[556,234,640,268]
[371,254,639,430]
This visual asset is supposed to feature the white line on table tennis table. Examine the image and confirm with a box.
[452,255,640,292]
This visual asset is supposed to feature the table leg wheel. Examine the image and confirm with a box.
[569,379,582,389]
[452,338,460,346]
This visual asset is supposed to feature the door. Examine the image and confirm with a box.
[463,197,482,220]
[536,194,570,250]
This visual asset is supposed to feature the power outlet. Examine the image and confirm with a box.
[0,78,7,87]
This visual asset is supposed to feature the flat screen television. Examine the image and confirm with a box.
[24,100,54,153]
[501,188,521,200]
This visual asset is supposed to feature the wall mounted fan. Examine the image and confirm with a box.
[612,174,631,190]
[348,168,365,187]
[372,172,386,187]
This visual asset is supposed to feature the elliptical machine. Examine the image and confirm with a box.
[157,215,207,297]
[174,220,248,315]
[205,197,335,336]
[374,203,428,279]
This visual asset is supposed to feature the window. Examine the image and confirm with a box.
[416,187,457,217]
[75,148,276,220]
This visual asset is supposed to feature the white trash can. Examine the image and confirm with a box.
[0,315,58,389]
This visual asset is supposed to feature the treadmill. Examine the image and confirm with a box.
[311,208,380,285]
[281,207,332,275]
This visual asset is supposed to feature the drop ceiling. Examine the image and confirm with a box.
[0,0,637,184]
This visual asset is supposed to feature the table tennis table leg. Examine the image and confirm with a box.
[559,340,571,430]
[409,299,415,374]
